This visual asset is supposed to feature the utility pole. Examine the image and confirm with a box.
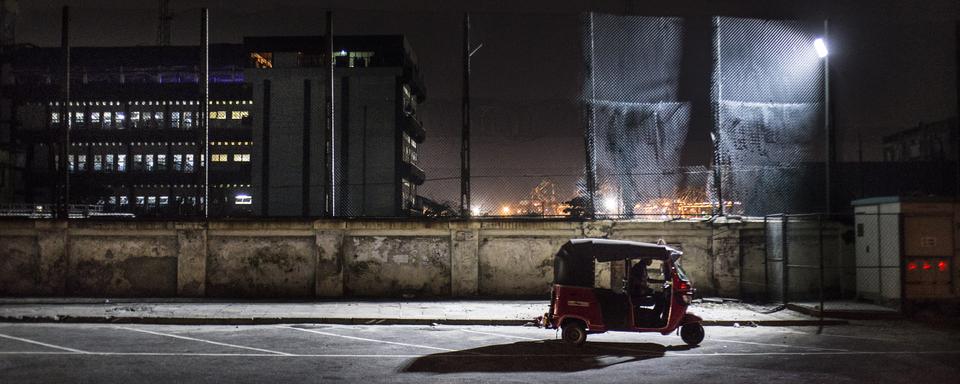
[200,8,209,218]
[324,10,335,217]
[460,13,471,217]
[157,0,171,46]
[57,6,70,220]
[823,19,831,215]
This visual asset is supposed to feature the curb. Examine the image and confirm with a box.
[0,316,846,327]
[786,304,903,320]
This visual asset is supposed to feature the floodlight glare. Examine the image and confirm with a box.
[813,38,829,58]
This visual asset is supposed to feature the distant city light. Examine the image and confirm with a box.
[813,38,829,58]
[501,206,511,215]
[235,194,252,205]
[471,206,481,216]
[602,195,618,213]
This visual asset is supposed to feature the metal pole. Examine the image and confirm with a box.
[58,6,70,220]
[200,8,209,218]
[584,12,597,218]
[460,12,471,218]
[711,16,724,216]
[818,213,825,334]
[824,19,831,215]
[324,10,334,217]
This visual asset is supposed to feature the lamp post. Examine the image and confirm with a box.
[814,22,830,215]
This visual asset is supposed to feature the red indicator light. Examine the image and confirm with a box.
[938,261,948,272]
[922,262,932,270]
[907,262,917,271]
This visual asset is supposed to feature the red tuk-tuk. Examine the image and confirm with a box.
[541,238,704,346]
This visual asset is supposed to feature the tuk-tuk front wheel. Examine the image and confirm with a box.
[680,323,704,345]
[562,321,587,346]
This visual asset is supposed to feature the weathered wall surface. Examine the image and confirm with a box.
[0,218,777,298]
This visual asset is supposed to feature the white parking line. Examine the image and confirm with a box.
[0,332,89,354]
[711,338,847,352]
[0,350,958,358]
[115,327,292,356]
[459,329,539,340]
[284,326,455,352]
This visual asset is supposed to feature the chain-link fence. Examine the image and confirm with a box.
[3,9,954,220]
[751,211,958,314]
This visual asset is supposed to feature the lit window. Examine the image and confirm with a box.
[235,194,252,205]
[103,112,112,128]
[136,196,145,206]
[73,112,84,124]
[159,196,168,206]
[210,111,226,119]
[157,154,166,169]
[145,154,154,171]
[115,112,125,128]
[51,112,60,123]
[93,155,103,171]
[67,155,74,171]
[108,196,117,205]
[117,154,126,172]
[147,196,156,206]
[212,154,228,162]
[233,153,250,162]
[171,112,181,128]
[183,112,193,128]
[231,111,249,120]
[77,155,86,171]
[133,154,143,170]
[173,154,183,171]
[105,154,114,171]
[120,196,129,206]
[154,111,163,122]
[185,154,194,171]
[130,112,140,128]
[91,112,100,125]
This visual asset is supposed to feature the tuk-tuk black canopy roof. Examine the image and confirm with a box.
[560,239,681,262]
[552,239,682,287]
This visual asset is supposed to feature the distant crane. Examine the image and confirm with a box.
[156,0,172,46]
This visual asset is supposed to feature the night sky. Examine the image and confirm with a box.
[12,0,960,206]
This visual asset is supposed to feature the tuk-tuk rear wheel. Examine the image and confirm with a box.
[680,323,705,345]
[562,322,587,346]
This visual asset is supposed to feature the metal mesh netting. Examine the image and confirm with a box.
[714,17,825,216]
[584,14,703,219]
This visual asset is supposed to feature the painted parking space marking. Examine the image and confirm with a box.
[710,338,847,352]
[0,350,958,358]
[284,326,456,352]
[459,328,540,340]
[0,332,89,354]
[115,327,292,356]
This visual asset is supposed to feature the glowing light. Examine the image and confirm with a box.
[501,206,511,215]
[602,196,618,213]
[813,38,829,58]
[907,262,917,271]
[937,261,948,272]
[922,261,931,270]
[471,206,481,216]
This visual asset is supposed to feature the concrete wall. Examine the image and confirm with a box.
[0,218,773,299]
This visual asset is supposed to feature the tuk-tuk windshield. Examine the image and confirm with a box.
[674,261,689,281]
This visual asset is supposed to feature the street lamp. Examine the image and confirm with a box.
[814,22,831,215]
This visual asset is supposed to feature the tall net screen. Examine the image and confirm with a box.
[584,14,696,219]
[714,17,825,215]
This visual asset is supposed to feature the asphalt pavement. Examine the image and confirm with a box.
[1,321,958,383]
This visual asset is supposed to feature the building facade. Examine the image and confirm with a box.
[245,36,425,217]
[3,35,426,218]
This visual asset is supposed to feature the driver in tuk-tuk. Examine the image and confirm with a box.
[629,259,666,325]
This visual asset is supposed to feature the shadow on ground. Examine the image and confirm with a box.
[401,340,695,373]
